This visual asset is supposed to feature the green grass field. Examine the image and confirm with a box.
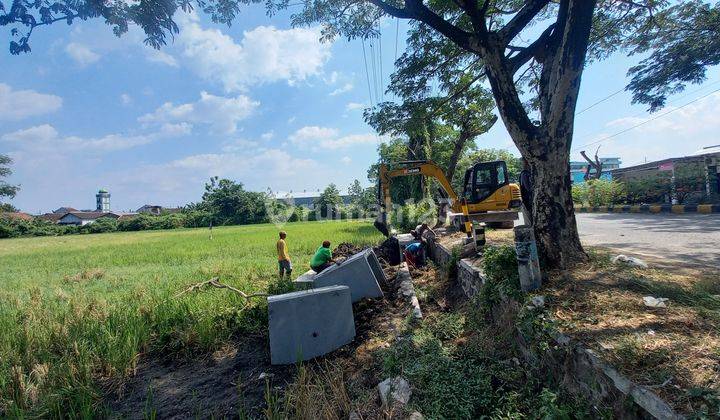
[0,220,382,418]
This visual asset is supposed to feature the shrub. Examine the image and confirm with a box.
[183,210,213,228]
[81,217,118,234]
[624,173,672,204]
[572,179,626,206]
[391,200,437,233]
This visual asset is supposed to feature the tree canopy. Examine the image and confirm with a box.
[197,176,267,225]
[0,154,19,206]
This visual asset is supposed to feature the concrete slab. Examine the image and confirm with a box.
[292,269,316,290]
[396,233,415,248]
[365,250,388,287]
[313,249,384,302]
[268,285,355,365]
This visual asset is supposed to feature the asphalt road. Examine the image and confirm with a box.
[574,213,720,268]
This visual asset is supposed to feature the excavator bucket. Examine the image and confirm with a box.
[374,175,390,237]
[374,214,389,237]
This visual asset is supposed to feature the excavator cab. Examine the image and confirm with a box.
[462,160,509,204]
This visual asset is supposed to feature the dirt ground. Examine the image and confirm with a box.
[544,253,720,415]
[105,243,426,419]
[432,226,720,415]
[106,336,292,419]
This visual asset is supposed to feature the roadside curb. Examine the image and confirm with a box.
[575,203,720,214]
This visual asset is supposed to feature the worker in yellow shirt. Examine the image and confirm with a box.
[276,231,292,279]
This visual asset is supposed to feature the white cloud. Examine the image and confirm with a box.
[289,126,339,144]
[331,134,377,148]
[121,149,320,194]
[176,12,332,92]
[329,83,353,96]
[65,42,100,66]
[341,156,352,164]
[145,48,179,67]
[0,84,62,120]
[120,93,132,105]
[261,131,274,141]
[222,138,260,152]
[1,123,186,153]
[574,92,720,166]
[289,126,377,150]
[345,102,365,111]
[139,91,259,134]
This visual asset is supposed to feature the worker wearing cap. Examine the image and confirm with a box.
[277,231,292,279]
[310,240,337,273]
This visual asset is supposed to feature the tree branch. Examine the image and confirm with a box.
[507,23,556,73]
[366,0,413,18]
[498,0,551,44]
[404,0,479,52]
[175,277,269,300]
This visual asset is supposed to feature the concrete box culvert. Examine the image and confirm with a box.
[312,249,384,302]
[292,269,316,290]
[268,285,355,365]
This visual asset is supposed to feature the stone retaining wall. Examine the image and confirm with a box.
[426,238,683,420]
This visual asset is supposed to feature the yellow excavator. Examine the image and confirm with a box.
[374,160,522,236]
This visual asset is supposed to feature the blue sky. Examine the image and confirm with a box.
[2,6,719,213]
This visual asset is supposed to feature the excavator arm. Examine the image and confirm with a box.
[374,160,461,236]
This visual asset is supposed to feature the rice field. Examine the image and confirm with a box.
[0,220,382,418]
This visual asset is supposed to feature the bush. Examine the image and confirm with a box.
[391,200,437,233]
[572,179,626,206]
[81,217,118,234]
[0,218,69,238]
[624,173,671,204]
[183,210,213,228]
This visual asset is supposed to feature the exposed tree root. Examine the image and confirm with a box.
[174,277,269,300]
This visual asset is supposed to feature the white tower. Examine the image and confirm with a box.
[96,189,110,212]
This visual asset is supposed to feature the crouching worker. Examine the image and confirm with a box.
[403,240,427,268]
[411,222,435,241]
[310,240,337,273]
[277,231,292,279]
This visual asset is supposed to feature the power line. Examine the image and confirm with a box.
[361,39,374,107]
[574,79,720,143]
[576,88,624,115]
[378,22,384,102]
[571,86,720,151]
[369,41,379,102]
[394,18,399,64]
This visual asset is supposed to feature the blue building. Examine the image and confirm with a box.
[570,157,621,184]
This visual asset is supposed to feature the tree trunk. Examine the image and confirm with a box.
[445,132,469,183]
[527,142,586,268]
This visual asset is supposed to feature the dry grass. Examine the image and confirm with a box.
[544,248,720,414]
[282,362,352,420]
[62,268,105,283]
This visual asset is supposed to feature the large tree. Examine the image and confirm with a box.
[0,154,19,208]
[200,176,267,225]
[285,0,718,268]
[4,1,719,267]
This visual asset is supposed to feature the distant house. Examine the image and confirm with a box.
[56,211,139,226]
[0,212,34,221]
[274,190,353,209]
[569,157,622,184]
[136,205,181,215]
[53,207,78,214]
[39,212,65,223]
[610,146,720,200]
